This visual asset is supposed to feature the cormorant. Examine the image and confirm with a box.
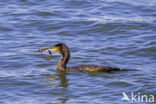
[38,43,130,72]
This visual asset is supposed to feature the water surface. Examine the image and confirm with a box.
[0,0,156,104]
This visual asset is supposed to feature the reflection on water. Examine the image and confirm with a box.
[57,70,69,88]
[57,97,69,104]
[47,73,58,88]
[45,70,69,103]
[47,70,69,88]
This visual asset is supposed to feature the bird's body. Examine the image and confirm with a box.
[67,65,121,72]
[38,43,131,72]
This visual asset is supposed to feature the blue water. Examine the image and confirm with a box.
[0,0,156,104]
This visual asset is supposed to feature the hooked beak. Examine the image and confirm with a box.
[36,46,59,53]
[50,46,59,52]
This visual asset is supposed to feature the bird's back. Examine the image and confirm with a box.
[67,65,122,72]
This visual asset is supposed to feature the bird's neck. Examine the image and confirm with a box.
[57,51,70,70]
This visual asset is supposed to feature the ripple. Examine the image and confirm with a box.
[0,27,13,31]
[106,80,134,87]
[0,71,17,77]
[37,11,55,16]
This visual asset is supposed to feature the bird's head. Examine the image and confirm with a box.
[36,43,70,57]
[50,43,69,56]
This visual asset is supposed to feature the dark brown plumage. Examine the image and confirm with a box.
[51,43,126,72]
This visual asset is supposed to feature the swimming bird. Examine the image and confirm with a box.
[39,43,129,72]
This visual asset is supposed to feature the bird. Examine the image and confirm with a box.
[39,43,131,72]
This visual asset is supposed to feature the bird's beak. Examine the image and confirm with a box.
[50,46,59,52]
[36,46,59,53]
